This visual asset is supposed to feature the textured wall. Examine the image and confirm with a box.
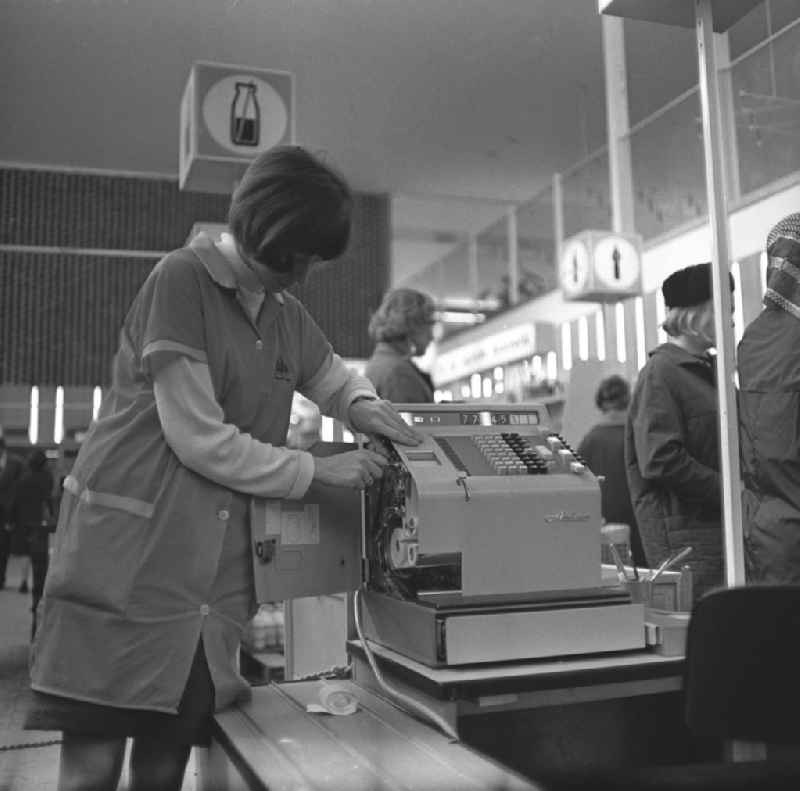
[0,167,390,385]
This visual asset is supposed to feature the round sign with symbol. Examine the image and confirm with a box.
[560,238,591,297]
[593,235,640,290]
[202,74,288,155]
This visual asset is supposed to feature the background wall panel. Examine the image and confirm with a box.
[0,168,390,385]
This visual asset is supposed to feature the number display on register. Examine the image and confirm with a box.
[400,410,541,427]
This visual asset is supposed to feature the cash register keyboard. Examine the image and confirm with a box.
[474,432,549,475]
[434,433,552,476]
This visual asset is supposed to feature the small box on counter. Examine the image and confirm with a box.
[644,610,690,656]
[601,564,688,611]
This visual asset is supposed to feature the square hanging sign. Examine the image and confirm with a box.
[559,230,642,302]
[179,61,295,194]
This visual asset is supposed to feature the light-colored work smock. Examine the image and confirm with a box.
[31,234,375,714]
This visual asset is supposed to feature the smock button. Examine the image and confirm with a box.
[217,509,230,521]
[255,340,264,350]
[200,604,210,616]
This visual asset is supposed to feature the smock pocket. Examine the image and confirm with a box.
[45,476,153,614]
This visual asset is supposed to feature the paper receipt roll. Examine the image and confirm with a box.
[306,682,359,716]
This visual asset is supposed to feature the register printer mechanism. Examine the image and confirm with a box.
[359,403,645,666]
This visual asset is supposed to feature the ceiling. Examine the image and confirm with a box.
[1,0,701,283]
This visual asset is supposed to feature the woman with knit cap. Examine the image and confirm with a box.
[738,213,800,583]
[365,288,437,403]
[625,262,734,602]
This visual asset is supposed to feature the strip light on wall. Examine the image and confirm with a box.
[92,387,103,422]
[732,260,745,346]
[28,386,39,446]
[561,324,572,372]
[615,303,626,364]
[595,310,606,362]
[634,297,647,370]
[577,316,589,362]
[656,293,667,344]
[54,386,64,444]
[546,350,558,381]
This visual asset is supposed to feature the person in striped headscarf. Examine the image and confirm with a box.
[738,212,800,582]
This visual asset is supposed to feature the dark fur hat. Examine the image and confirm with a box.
[662,262,733,309]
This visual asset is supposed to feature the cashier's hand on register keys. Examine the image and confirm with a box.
[313,397,423,489]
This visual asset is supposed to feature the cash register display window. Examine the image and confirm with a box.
[405,451,441,465]
[404,410,541,426]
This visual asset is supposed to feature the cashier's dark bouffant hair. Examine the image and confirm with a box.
[228,145,353,273]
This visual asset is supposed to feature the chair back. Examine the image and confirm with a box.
[684,585,800,745]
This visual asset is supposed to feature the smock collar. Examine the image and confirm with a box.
[189,233,284,305]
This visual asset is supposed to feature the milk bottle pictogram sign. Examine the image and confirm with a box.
[559,230,642,302]
[180,61,294,194]
[230,82,260,147]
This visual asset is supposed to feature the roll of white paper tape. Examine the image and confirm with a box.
[315,682,358,716]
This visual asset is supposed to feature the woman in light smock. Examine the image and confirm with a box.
[26,146,421,791]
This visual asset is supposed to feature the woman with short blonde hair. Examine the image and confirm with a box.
[365,288,437,403]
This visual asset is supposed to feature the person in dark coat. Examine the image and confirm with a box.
[738,213,800,583]
[11,447,54,633]
[365,288,436,403]
[625,262,734,601]
[578,375,645,568]
[0,431,25,589]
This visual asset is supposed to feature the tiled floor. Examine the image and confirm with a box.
[0,556,197,791]
[0,555,59,791]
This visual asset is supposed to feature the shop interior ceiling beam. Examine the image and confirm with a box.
[600,0,760,587]
[599,0,762,32]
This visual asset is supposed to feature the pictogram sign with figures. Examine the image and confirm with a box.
[559,230,642,302]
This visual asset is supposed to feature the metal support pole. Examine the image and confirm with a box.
[468,236,479,303]
[507,207,519,306]
[602,15,638,376]
[695,0,745,586]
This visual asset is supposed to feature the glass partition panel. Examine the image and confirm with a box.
[560,149,611,239]
[728,2,769,59]
[402,242,478,317]
[402,258,446,302]
[629,89,706,241]
[770,1,800,32]
[438,242,473,303]
[516,187,558,302]
[476,217,510,309]
[732,21,800,197]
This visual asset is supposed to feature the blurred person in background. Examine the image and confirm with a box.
[365,288,436,403]
[11,447,54,635]
[625,262,734,602]
[739,213,800,583]
[26,145,421,791]
[0,428,24,590]
[578,375,645,568]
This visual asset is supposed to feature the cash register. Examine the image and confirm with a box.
[250,402,644,669]
[358,402,644,666]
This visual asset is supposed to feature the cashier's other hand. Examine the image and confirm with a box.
[313,449,387,490]
[348,398,423,446]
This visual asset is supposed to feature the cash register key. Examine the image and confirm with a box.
[570,461,586,474]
